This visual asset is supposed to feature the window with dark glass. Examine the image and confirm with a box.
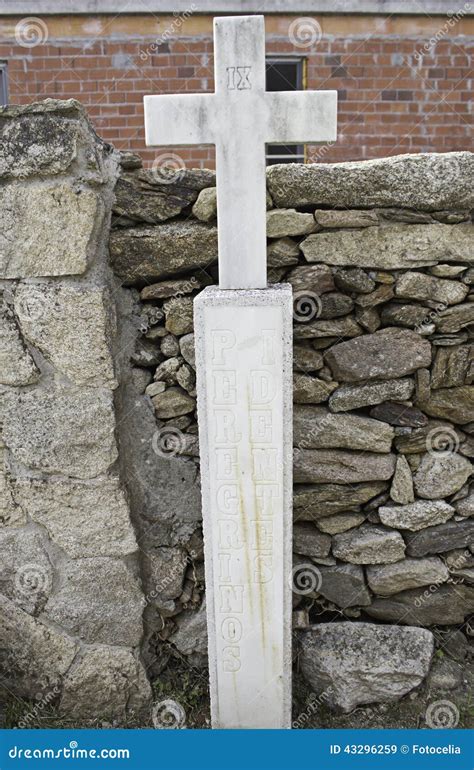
[265,58,304,165]
[0,64,8,106]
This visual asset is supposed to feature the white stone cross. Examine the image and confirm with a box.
[144,15,337,730]
[144,14,337,290]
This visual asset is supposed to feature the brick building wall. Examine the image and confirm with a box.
[0,9,472,168]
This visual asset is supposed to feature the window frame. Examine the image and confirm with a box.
[0,63,8,106]
[265,56,306,165]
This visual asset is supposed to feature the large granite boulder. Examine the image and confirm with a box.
[294,481,387,520]
[300,224,472,270]
[113,168,215,224]
[299,622,434,712]
[366,585,474,626]
[0,595,78,699]
[379,500,455,531]
[0,183,101,279]
[267,152,474,210]
[60,645,151,721]
[367,557,449,595]
[325,328,431,382]
[332,524,405,564]
[14,283,117,388]
[294,450,395,484]
[109,221,218,284]
[1,385,118,479]
[293,405,394,452]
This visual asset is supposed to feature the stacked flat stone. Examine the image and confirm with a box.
[110,150,473,710]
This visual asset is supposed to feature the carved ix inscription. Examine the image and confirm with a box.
[226,66,252,90]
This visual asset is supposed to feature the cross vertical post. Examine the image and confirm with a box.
[144,14,337,729]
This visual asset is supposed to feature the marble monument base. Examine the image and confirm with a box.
[194,285,293,729]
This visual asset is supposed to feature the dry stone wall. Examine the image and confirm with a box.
[110,149,473,708]
[0,100,151,723]
[0,97,473,723]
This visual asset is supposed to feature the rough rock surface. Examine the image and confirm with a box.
[192,186,217,221]
[266,208,317,238]
[109,221,217,284]
[379,500,454,531]
[267,152,474,210]
[293,524,332,557]
[294,450,396,484]
[395,271,469,306]
[405,519,474,556]
[13,477,137,559]
[366,557,449,595]
[329,378,415,412]
[60,646,151,720]
[299,622,434,712]
[301,224,472,270]
[332,524,405,564]
[168,599,208,667]
[0,594,78,698]
[389,455,415,504]
[314,209,379,229]
[316,512,366,535]
[317,564,371,608]
[113,168,214,224]
[294,482,387,519]
[43,558,145,646]
[418,386,473,424]
[0,183,100,278]
[1,386,117,478]
[0,527,53,614]
[163,296,194,336]
[435,303,474,333]
[294,405,394,452]
[366,585,474,625]
[0,103,81,179]
[293,375,338,404]
[152,386,196,418]
[413,453,472,499]
[14,283,117,388]
[287,264,335,294]
[431,346,472,389]
[0,300,39,386]
[325,328,431,382]
[294,316,362,340]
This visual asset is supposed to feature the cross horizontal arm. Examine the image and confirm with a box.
[264,90,338,144]
[144,93,216,146]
